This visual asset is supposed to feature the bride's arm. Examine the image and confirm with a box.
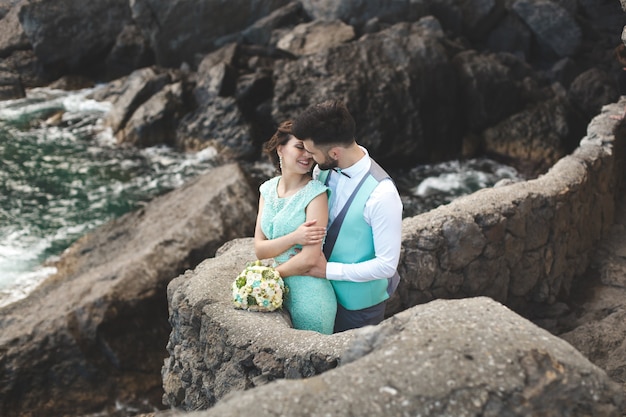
[254,195,326,260]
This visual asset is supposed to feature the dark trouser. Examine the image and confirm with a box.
[334,300,386,333]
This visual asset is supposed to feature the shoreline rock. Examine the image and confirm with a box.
[0,163,257,417]
[160,99,626,413]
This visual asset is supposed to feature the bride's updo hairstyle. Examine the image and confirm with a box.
[263,120,293,171]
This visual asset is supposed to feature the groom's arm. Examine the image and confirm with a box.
[275,193,328,278]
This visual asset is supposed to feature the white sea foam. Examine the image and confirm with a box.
[0,227,53,305]
[62,89,112,114]
[411,159,520,200]
[0,265,57,308]
[415,171,490,197]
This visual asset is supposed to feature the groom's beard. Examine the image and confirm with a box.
[316,155,338,171]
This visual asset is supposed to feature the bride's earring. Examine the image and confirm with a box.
[279,156,283,171]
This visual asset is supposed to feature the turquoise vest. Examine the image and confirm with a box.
[319,163,392,310]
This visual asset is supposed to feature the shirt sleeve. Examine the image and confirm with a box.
[326,178,403,282]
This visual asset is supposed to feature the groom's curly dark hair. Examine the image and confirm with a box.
[292,100,356,146]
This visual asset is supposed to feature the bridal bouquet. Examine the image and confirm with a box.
[232,260,286,312]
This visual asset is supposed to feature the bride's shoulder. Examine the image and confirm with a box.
[260,176,280,194]
[306,178,328,193]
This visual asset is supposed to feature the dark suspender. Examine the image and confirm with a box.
[322,160,389,258]
[323,171,370,259]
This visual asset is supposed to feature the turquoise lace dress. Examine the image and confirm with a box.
[260,176,337,334]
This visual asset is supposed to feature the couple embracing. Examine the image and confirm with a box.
[254,100,403,334]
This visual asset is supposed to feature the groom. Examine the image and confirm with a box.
[291,100,403,333]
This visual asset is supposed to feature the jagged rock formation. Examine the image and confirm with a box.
[159,100,626,414]
[0,164,258,417]
[161,297,623,417]
[0,0,623,175]
[1,1,626,416]
[394,99,625,314]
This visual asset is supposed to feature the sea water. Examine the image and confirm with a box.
[0,87,523,309]
[0,87,218,308]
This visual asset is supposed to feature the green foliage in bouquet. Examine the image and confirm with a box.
[232,260,286,312]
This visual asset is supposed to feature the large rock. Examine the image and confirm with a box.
[452,50,526,133]
[272,17,461,166]
[118,81,187,148]
[511,0,582,59]
[104,23,155,80]
[0,163,257,417]
[176,95,256,157]
[160,100,626,415]
[478,94,577,174]
[130,0,292,67]
[395,100,625,314]
[101,66,195,148]
[568,68,620,120]
[103,66,173,134]
[162,290,623,416]
[0,0,30,58]
[18,0,132,78]
[161,237,353,410]
[276,19,355,56]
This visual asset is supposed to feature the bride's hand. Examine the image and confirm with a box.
[293,220,326,246]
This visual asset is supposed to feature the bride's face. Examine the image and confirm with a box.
[278,136,315,174]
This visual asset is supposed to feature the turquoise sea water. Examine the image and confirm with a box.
[0,87,522,308]
[0,88,218,307]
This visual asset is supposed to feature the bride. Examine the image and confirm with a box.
[253,121,337,334]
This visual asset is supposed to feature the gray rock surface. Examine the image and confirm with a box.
[165,297,624,417]
[0,0,29,58]
[558,176,626,396]
[130,0,291,67]
[18,0,132,77]
[512,0,581,58]
[161,237,353,410]
[0,163,258,417]
[272,17,460,166]
[276,20,355,56]
[160,99,626,415]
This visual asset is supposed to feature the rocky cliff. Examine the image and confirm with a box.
[158,99,626,416]
[0,164,258,416]
[1,1,626,416]
[1,0,623,176]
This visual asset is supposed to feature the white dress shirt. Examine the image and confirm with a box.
[313,146,403,283]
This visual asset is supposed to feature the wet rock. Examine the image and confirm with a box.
[0,63,24,99]
[18,0,132,78]
[0,163,258,417]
